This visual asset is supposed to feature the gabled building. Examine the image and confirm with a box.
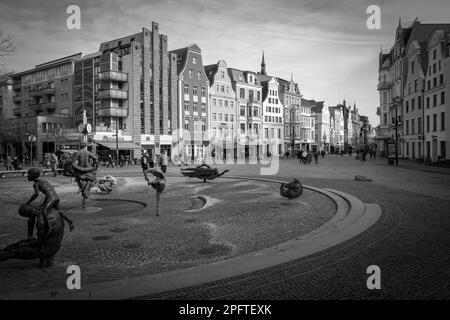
[260,76,284,156]
[312,101,330,153]
[204,60,237,161]
[228,68,263,160]
[170,44,209,162]
[279,75,302,153]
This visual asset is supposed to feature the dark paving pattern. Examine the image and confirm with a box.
[137,177,450,299]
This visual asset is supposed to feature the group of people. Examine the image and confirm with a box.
[141,150,169,174]
[283,149,326,165]
[2,155,22,171]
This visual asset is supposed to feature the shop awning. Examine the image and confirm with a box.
[96,141,141,150]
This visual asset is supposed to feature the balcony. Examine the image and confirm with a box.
[97,107,128,117]
[13,108,21,116]
[98,89,128,100]
[41,87,55,95]
[98,70,128,82]
[377,80,391,90]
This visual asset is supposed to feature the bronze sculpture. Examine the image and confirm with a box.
[0,204,74,268]
[280,179,304,199]
[71,144,99,209]
[144,169,166,216]
[180,164,229,183]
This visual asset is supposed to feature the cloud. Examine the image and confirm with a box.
[1,0,450,125]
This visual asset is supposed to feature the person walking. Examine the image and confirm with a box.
[107,154,114,168]
[119,154,125,168]
[12,156,21,170]
[314,151,319,165]
[211,148,216,164]
[51,153,59,177]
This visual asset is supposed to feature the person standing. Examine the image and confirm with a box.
[160,151,168,173]
[314,151,319,165]
[5,155,12,171]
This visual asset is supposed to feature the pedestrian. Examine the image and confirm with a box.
[5,155,12,171]
[160,151,168,173]
[51,153,59,177]
[373,150,376,160]
[362,150,367,162]
[119,154,125,167]
[314,151,319,164]
[211,148,216,164]
[141,156,149,173]
[107,154,114,168]
[12,156,22,170]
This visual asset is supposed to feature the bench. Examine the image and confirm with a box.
[0,168,64,178]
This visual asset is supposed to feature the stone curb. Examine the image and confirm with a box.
[1,176,381,300]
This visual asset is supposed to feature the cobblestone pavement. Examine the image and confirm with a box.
[0,176,334,295]
[134,156,450,299]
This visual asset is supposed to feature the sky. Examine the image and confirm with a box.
[1,0,450,126]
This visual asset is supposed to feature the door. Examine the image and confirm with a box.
[432,139,438,161]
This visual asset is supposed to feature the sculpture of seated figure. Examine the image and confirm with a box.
[0,204,73,268]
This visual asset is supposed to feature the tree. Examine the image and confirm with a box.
[0,29,15,75]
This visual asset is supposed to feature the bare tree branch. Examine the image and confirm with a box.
[0,29,16,57]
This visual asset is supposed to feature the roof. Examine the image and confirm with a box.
[204,63,218,86]
[99,32,142,52]
[170,44,202,75]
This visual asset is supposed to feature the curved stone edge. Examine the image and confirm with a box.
[1,177,381,300]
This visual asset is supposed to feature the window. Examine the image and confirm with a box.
[231,101,234,108]
[193,85,198,95]
[257,91,260,101]
[418,117,422,133]
[440,141,446,158]
[441,92,446,104]
[414,79,418,92]
[218,100,222,107]
[411,119,415,135]
[220,71,225,78]
[42,123,47,133]
[193,102,198,111]
[405,101,409,113]
[212,113,216,121]
[218,113,222,121]
[433,114,437,131]
[184,101,189,110]
[440,74,444,85]
[426,115,430,132]
[240,105,245,116]
[212,99,216,107]
[411,61,415,74]
[224,100,228,107]
[411,99,415,112]
[193,57,197,64]
[418,96,422,109]
[433,49,437,60]
[441,112,446,131]
[426,97,430,108]
[434,77,437,87]
[433,94,437,107]
[183,83,189,94]
[184,119,189,131]
[240,88,245,99]
[197,71,201,80]
[230,114,234,122]
[265,128,268,139]
[188,70,193,78]
[224,114,228,122]
[240,123,245,134]
[201,103,206,110]
[406,120,409,135]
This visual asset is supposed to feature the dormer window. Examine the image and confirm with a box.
[193,57,197,64]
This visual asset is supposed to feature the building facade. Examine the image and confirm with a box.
[261,76,284,156]
[0,54,79,162]
[228,68,263,160]
[279,76,302,153]
[312,101,330,153]
[171,44,209,162]
[204,60,237,161]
